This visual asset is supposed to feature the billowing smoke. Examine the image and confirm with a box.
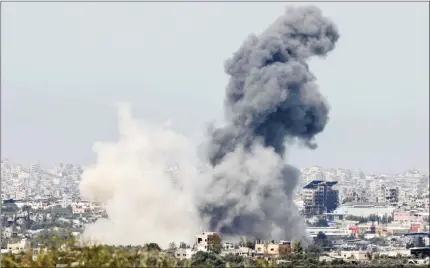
[201,5,339,245]
[80,5,339,247]
[80,103,206,248]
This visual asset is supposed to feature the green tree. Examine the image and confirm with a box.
[313,219,329,227]
[293,241,303,254]
[245,240,255,250]
[167,242,177,256]
[224,253,244,266]
[306,244,322,254]
[207,233,222,254]
[144,242,161,251]
[191,251,225,268]
[179,241,188,249]
[314,232,330,248]
[255,258,269,268]
[1,253,20,268]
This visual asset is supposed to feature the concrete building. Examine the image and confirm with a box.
[255,242,279,256]
[303,180,339,217]
[329,250,369,262]
[376,185,399,206]
[71,204,86,214]
[306,227,350,239]
[385,187,399,206]
[334,202,395,218]
[6,238,30,254]
[174,248,194,259]
[393,210,429,224]
[195,232,220,252]
[254,240,291,257]
[30,163,41,174]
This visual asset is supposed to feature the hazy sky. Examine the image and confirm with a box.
[2,2,429,174]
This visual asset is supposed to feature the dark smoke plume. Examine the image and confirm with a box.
[201,5,339,244]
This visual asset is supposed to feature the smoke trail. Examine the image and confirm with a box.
[79,103,205,248]
[201,5,339,244]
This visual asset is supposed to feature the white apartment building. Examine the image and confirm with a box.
[174,248,194,259]
[306,227,350,238]
[14,189,27,200]
[196,232,219,252]
[30,163,40,174]
[335,202,396,217]
[61,197,72,208]
[6,238,30,254]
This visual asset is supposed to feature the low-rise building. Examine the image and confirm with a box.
[195,232,220,252]
[174,248,194,259]
[307,227,350,238]
[329,250,368,261]
[6,238,30,254]
[335,202,395,218]
[254,240,291,257]
[255,242,279,256]
[393,210,429,224]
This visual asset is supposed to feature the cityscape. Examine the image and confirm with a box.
[2,1,429,268]
[2,158,429,266]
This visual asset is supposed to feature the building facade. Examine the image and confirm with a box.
[303,180,339,217]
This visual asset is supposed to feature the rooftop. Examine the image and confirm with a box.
[303,180,337,189]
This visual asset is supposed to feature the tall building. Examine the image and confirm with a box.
[30,163,40,174]
[376,185,399,206]
[303,180,339,217]
[385,187,399,206]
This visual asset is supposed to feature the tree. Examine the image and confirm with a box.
[313,219,329,227]
[223,253,244,266]
[1,253,20,268]
[314,232,330,248]
[191,251,225,268]
[306,244,322,254]
[207,233,222,254]
[144,243,161,251]
[167,242,177,256]
[293,241,303,254]
[357,232,366,240]
[255,258,269,268]
[245,240,255,250]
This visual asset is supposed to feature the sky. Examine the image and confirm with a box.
[1,2,429,174]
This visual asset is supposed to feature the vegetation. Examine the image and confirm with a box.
[345,214,393,224]
[307,219,330,227]
[1,234,428,267]
[206,233,222,254]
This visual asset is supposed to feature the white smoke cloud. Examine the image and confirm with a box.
[79,103,307,247]
[79,103,206,248]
